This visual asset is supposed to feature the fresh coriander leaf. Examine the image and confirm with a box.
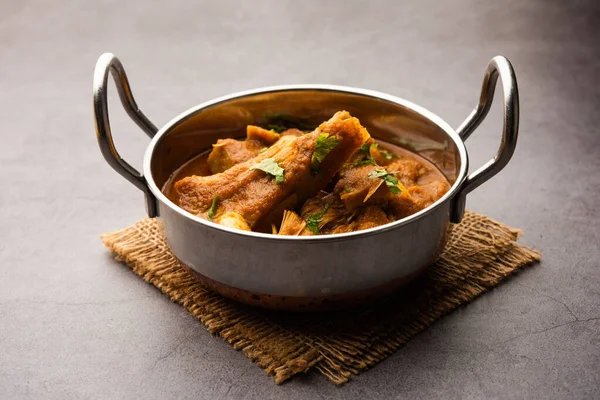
[250,158,285,184]
[306,203,330,235]
[360,143,377,151]
[379,149,400,160]
[358,143,379,166]
[354,158,377,167]
[386,179,401,194]
[267,124,287,133]
[207,195,218,220]
[264,113,317,132]
[311,133,340,173]
[368,169,404,194]
[367,169,388,179]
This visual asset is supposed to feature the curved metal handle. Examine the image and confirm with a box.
[93,53,159,217]
[450,56,519,223]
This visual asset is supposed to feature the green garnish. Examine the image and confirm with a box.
[207,195,218,220]
[306,204,330,235]
[368,169,402,194]
[311,133,340,173]
[355,143,378,166]
[267,124,287,133]
[355,159,377,166]
[368,169,389,179]
[379,149,400,160]
[263,113,316,132]
[259,147,268,154]
[250,158,285,184]
[360,143,378,153]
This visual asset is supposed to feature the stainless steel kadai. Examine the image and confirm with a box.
[93,53,519,310]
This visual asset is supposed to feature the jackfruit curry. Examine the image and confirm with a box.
[163,111,451,235]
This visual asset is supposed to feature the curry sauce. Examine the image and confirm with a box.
[162,111,450,235]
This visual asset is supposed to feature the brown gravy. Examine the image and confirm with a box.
[163,140,449,204]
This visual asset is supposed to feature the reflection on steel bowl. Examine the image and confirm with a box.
[93,53,519,310]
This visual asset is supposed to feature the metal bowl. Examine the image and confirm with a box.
[93,53,519,310]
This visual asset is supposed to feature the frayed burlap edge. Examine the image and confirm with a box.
[101,211,540,384]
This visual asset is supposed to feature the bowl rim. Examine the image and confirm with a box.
[142,84,469,242]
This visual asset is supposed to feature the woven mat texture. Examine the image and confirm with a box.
[101,211,540,384]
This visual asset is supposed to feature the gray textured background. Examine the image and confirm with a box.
[1,0,599,399]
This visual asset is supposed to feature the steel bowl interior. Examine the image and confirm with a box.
[143,85,468,240]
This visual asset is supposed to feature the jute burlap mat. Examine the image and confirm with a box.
[101,211,540,384]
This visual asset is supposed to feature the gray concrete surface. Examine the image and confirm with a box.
[1,0,599,398]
